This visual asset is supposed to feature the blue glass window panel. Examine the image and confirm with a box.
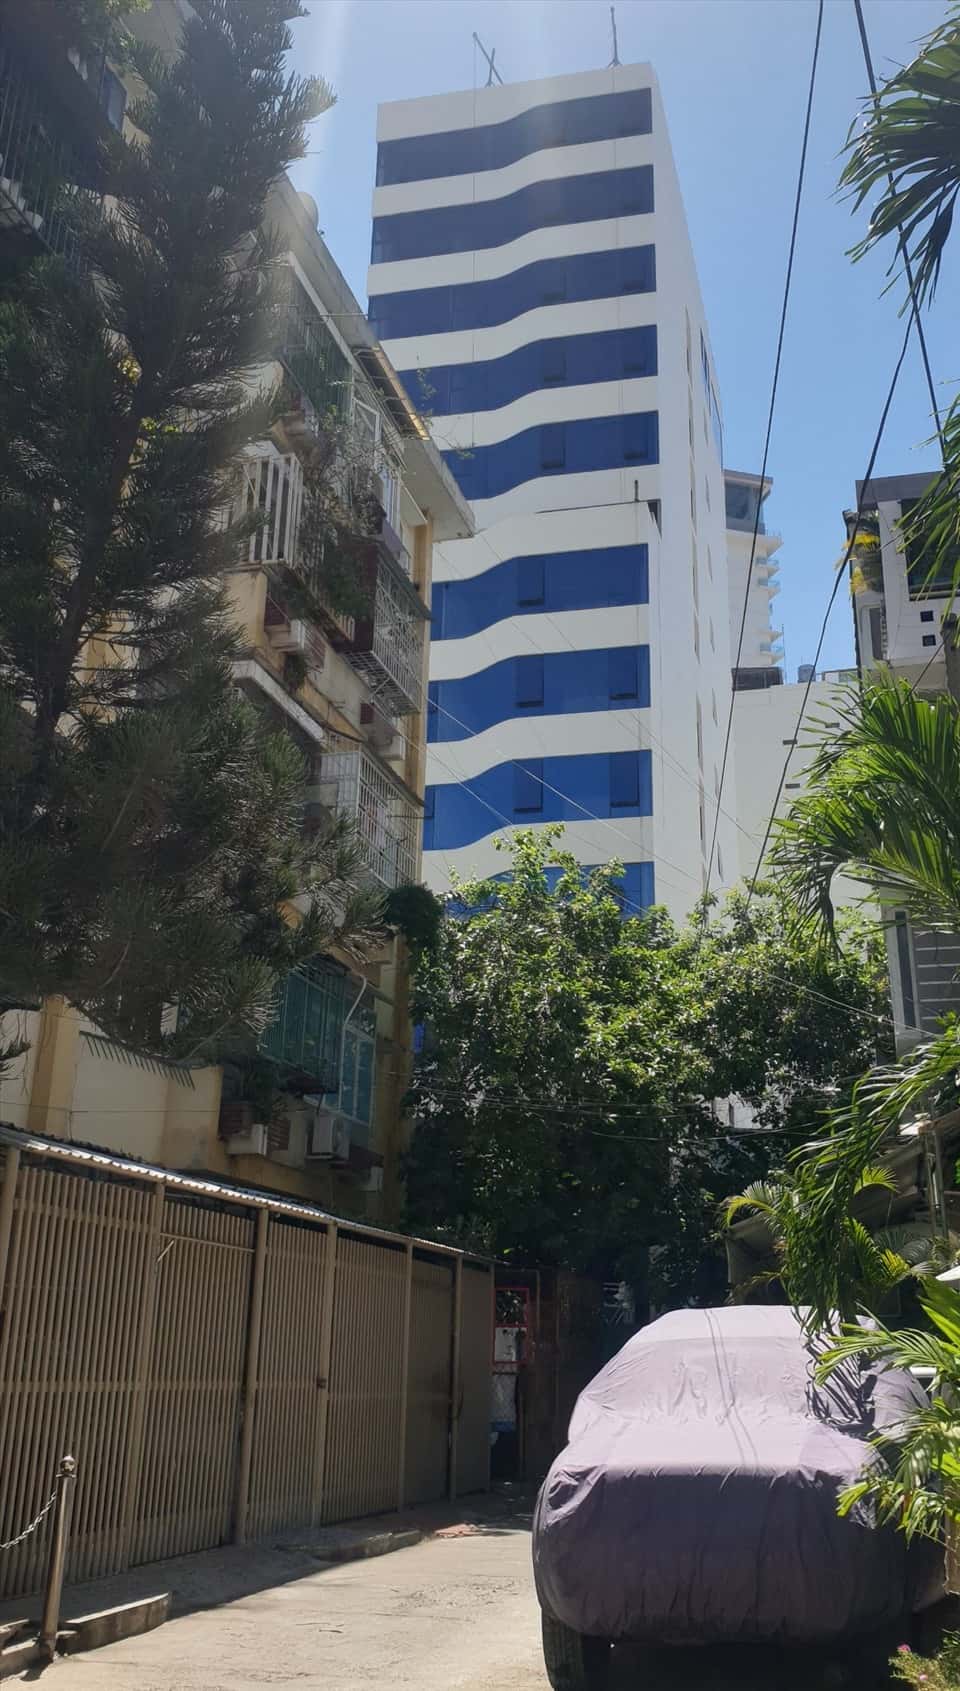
[445,412,659,501]
[540,423,566,469]
[376,87,652,185]
[610,862,656,913]
[429,646,650,740]
[515,654,544,707]
[400,326,657,418]
[517,557,545,606]
[433,546,649,641]
[610,751,641,808]
[422,749,652,850]
[623,413,658,463]
[369,246,655,341]
[542,340,567,386]
[513,760,543,813]
[609,648,639,700]
[371,167,654,263]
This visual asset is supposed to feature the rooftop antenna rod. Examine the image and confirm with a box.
[472,31,503,86]
[608,5,620,66]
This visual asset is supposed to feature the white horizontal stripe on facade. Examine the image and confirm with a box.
[430,606,652,681]
[372,134,653,217]
[367,211,655,298]
[468,465,660,527]
[383,295,656,374]
[377,62,654,142]
[431,375,658,452]
[425,816,658,897]
[427,707,653,787]
[433,501,658,585]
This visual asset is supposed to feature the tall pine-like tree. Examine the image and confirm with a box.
[0,0,383,1067]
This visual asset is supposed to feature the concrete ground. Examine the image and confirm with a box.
[22,1505,916,1690]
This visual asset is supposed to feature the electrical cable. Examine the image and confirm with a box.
[852,0,944,456]
[703,0,824,917]
[436,523,759,849]
[746,312,915,901]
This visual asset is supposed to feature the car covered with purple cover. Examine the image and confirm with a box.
[533,1305,943,1689]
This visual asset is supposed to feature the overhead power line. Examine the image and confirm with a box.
[703,0,824,923]
[851,0,944,456]
[746,312,916,900]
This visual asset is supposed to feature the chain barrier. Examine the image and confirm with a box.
[0,1488,58,1555]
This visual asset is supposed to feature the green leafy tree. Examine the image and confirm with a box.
[0,1,384,1068]
[842,5,960,600]
[404,831,889,1300]
[723,1168,932,1314]
[772,680,960,937]
[818,1276,960,1543]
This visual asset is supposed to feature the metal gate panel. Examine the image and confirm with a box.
[455,1262,493,1497]
[322,1234,406,1522]
[246,1218,328,1539]
[130,1200,253,1565]
[404,1256,453,1506]
[0,1162,154,1596]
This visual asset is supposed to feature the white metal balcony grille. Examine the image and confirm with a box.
[348,569,423,716]
[227,449,304,568]
[318,746,419,889]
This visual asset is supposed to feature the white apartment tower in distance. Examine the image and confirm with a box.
[368,64,736,918]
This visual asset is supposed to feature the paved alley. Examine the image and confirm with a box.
[43,1528,547,1691]
[37,1519,902,1691]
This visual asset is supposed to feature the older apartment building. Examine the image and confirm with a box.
[0,3,472,1219]
[849,472,960,1055]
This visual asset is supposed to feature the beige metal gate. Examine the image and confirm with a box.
[0,1161,155,1595]
[455,1261,494,1496]
[322,1233,408,1522]
[130,1200,253,1566]
[404,1254,454,1506]
[245,1217,328,1540]
[0,1132,494,1599]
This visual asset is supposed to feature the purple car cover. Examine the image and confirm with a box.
[533,1305,942,1644]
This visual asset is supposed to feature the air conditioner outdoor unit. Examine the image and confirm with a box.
[267,618,309,653]
[360,702,401,756]
[307,1109,351,1163]
[224,1123,269,1157]
[362,1167,384,1195]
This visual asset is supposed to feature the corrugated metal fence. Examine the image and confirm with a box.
[0,1139,493,1599]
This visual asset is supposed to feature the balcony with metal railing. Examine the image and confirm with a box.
[227,448,304,569]
[0,43,102,267]
[347,561,425,716]
[310,744,420,889]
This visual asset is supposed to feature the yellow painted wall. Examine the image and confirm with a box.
[0,1011,42,1130]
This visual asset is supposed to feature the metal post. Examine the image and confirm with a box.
[397,1243,414,1512]
[448,1255,463,1503]
[120,1181,165,1566]
[38,1456,77,1663]
[0,1144,21,1304]
[234,1207,269,1544]
[312,1221,338,1525]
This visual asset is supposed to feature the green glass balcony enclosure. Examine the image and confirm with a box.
[259,960,348,1092]
[276,268,351,420]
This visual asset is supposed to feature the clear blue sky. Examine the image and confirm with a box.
[288,0,956,677]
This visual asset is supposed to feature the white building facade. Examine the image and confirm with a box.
[724,470,783,687]
[368,64,736,919]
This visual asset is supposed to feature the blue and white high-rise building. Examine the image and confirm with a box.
[368,64,736,918]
